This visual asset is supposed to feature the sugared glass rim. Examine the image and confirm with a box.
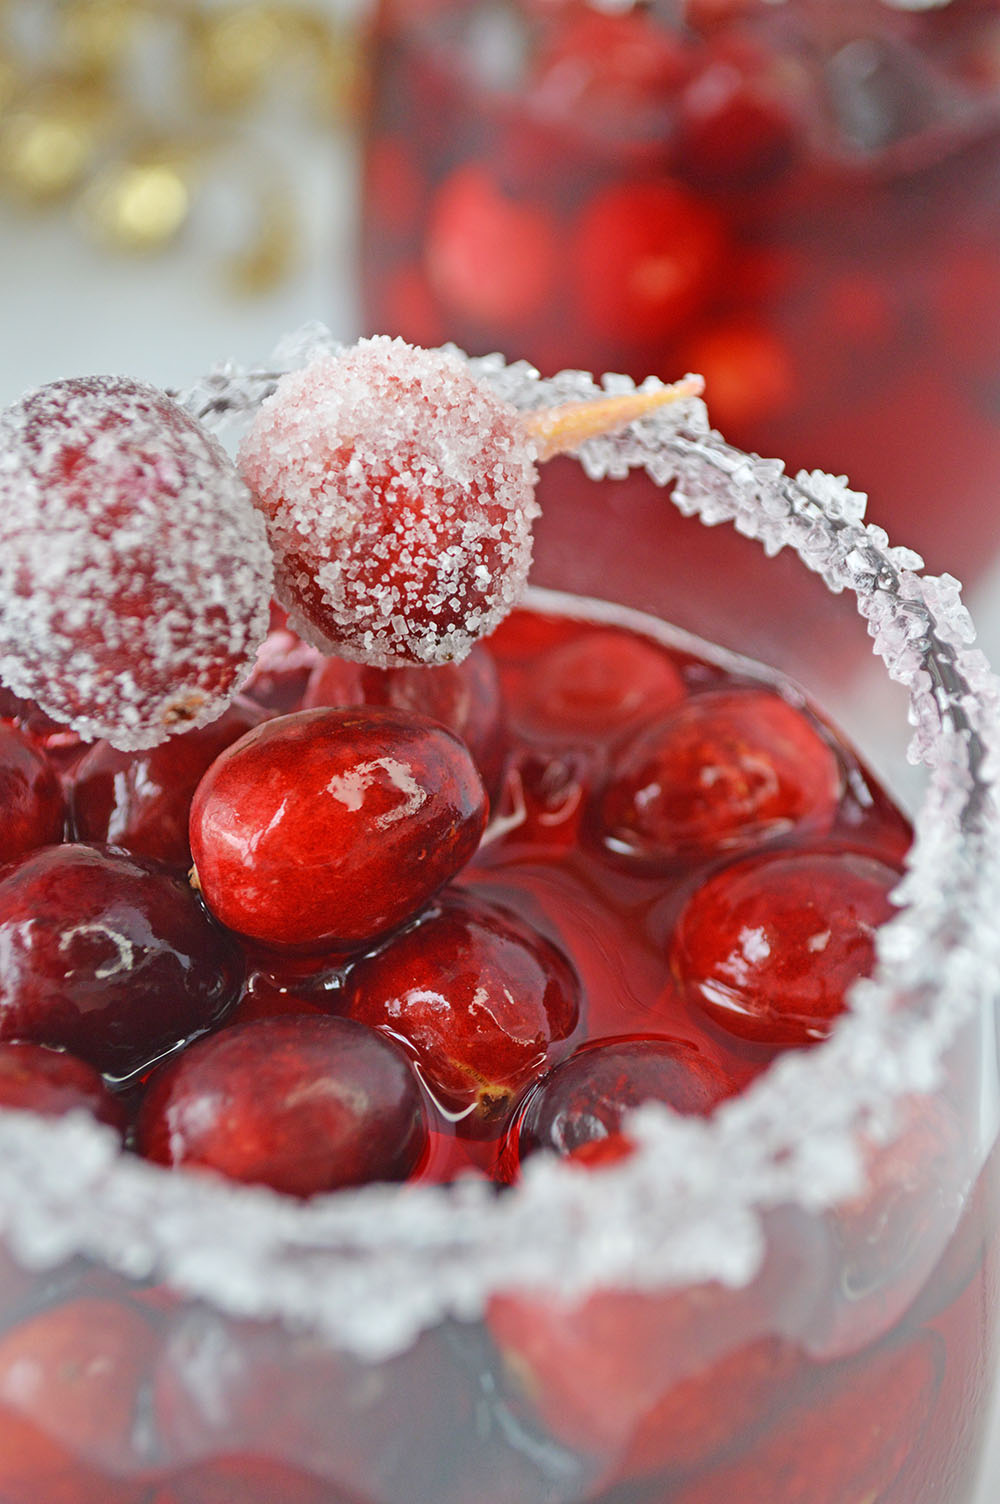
[0,326,997,1361]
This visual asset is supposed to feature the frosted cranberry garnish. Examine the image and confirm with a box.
[595,687,842,866]
[0,1041,126,1136]
[511,1035,734,1164]
[0,844,241,1078]
[70,698,268,870]
[345,892,580,1126]
[136,1015,428,1196]
[189,706,488,950]
[0,376,272,749]
[0,723,64,866]
[671,849,900,1045]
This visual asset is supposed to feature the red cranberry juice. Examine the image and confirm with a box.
[361,0,1000,642]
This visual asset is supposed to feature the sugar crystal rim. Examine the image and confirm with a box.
[0,324,997,1360]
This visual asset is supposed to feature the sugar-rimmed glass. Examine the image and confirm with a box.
[0,330,997,1503]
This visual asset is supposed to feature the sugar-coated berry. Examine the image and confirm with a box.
[0,376,273,750]
[0,1041,126,1136]
[237,337,539,668]
[189,707,488,950]
[0,723,64,866]
[135,1015,428,1197]
[0,844,242,1079]
[345,891,580,1126]
[70,698,269,870]
[671,849,900,1045]
[596,687,842,866]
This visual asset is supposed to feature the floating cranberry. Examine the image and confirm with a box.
[0,1042,126,1135]
[676,54,798,189]
[511,1035,734,1166]
[304,641,505,791]
[0,844,242,1079]
[136,1015,428,1197]
[671,849,899,1046]
[0,722,64,865]
[0,376,272,749]
[237,338,539,668]
[516,626,685,738]
[346,891,579,1125]
[677,318,795,429]
[529,8,688,122]
[596,688,842,867]
[189,707,488,950]
[70,698,268,870]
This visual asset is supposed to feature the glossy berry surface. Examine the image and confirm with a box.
[136,1015,428,1196]
[671,849,900,1045]
[517,626,685,739]
[346,892,580,1125]
[0,1042,126,1135]
[511,1035,734,1164]
[70,697,268,869]
[0,843,242,1078]
[237,337,538,668]
[595,687,842,866]
[0,376,272,749]
[0,722,64,865]
[189,706,488,950]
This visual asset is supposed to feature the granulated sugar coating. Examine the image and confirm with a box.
[238,337,540,667]
[0,376,273,751]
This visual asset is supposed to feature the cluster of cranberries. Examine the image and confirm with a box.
[0,342,911,1200]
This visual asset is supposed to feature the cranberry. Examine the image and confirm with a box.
[0,722,64,865]
[425,165,558,328]
[242,624,323,713]
[189,707,488,950]
[0,1041,126,1135]
[529,8,688,122]
[70,698,268,870]
[0,843,242,1079]
[237,338,540,668]
[136,1015,428,1196]
[345,891,580,1126]
[572,180,727,344]
[510,1035,734,1167]
[493,746,592,849]
[676,53,798,189]
[677,318,795,429]
[304,641,505,792]
[150,1459,350,1504]
[671,849,899,1046]
[0,376,271,749]
[595,688,842,867]
[516,626,685,739]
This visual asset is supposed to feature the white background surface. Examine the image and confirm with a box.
[4,118,1000,1504]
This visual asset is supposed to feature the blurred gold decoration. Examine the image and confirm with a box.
[0,0,360,292]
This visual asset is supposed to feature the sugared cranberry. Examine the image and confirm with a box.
[237,338,540,668]
[345,891,580,1126]
[595,687,842,867]
[0,722,64,865]
[510,1035,734,1167]
[0,376,271,749]
[70,697,268,869]
[671,849,900,1045]
[189,707,488,950]
[516,626,685,738]
[304,641,505,791]
[0,844,242,1079]
[0,1042,126,1135]
[136,1015,428,1197]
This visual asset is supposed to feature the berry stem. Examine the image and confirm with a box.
[523,375,704,462]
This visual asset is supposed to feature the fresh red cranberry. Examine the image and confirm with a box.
[676,50,798,189]
[149,1459,350,1504]
[189,707,488,950]
[509,1035,735,1167]
[529,8,688,121]
[516,626,685,739]
[237,338,539,669]
[0,843,242,1079]
[493,746,593,849]
[0,723,64,865]
[595,687,842,867]
[304,641,505,791]
[0,1296,156,1504]
[70,698,268,869]
[0,686,85,768]
[0,375,271,749]
[0,1042,126,1135]
[671,849,900,1046]
[136,1015,428,1197]
[345,891,580,1126]
[572,180,727,344]
[676,318,794,429]
[425,164,558,328]
[242,623,323,714]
